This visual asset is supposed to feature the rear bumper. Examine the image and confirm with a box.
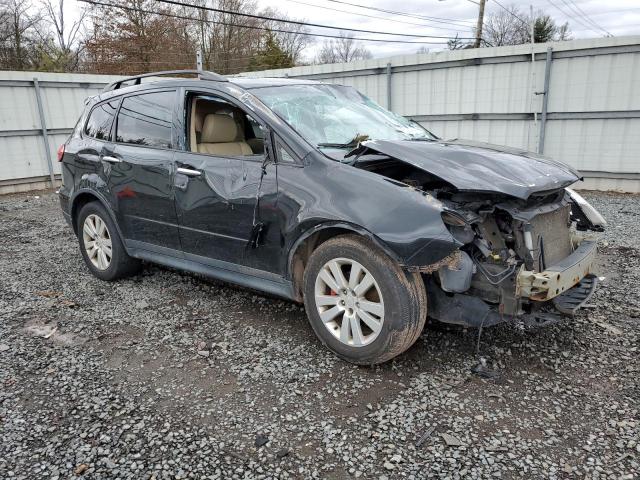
[58,190,72,228]
[516,240,597,301]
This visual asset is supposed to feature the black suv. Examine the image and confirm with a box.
[59,70,605,364]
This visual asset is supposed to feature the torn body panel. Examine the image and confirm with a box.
[341,141,602,328]
[277,154,461,278]
[349,139,581,200]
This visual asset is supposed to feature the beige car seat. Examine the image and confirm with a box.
[197,114,253,156]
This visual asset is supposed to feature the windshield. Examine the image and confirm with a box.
[251,84,436,148]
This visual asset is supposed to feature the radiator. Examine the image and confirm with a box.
[530,204,572,270]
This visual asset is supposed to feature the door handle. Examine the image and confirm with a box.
[177,167,202,177]
[102,155,121,164]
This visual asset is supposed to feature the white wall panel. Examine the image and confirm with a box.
[1,37,639,192]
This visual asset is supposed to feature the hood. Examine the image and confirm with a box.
[353,139,581,200]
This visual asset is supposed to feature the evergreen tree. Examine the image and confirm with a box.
[248,30,294,71]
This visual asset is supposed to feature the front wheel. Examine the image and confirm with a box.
[302,235,427,365]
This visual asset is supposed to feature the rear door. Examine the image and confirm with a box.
[72,99,119,196]
[108,90,181,251]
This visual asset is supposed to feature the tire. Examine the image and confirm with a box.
[76,201,141,281]
[302,234,427,365]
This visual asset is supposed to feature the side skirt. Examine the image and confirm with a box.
[125,240,296,301]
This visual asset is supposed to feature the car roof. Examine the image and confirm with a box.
[228,77,322,89]
[92,75,323,104]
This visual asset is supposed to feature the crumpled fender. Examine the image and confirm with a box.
[281,156,460,273]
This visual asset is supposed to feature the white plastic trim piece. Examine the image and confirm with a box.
[566,188,607,227]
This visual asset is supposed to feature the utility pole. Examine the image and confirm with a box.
[530,4,535,48]
[528,4,537,151]
[196,50,203,71]
[474,0,486,48]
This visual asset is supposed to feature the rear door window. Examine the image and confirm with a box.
[116,91,174,148]
[84,100,119,140]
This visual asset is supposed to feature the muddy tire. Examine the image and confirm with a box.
[77,201,141,281]
[302,234,427,365]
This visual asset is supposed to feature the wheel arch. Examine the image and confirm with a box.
[70,189,126,244]
[287,222,402,302]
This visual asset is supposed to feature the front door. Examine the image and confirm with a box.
[173,151,252,265]
[173,90,277,269]
[107,90,181,250]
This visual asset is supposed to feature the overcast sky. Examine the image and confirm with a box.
[254,0,640,61]
[63,0,639,62]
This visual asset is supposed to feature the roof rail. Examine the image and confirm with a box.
[102,69,228,92]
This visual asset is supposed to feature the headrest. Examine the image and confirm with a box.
[201,114,237,143]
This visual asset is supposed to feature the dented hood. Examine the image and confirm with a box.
[356,139,581,200]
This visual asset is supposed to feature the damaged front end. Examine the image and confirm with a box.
[349,140,605,328]
[427,188,604,328]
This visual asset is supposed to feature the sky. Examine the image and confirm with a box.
[253,0,640,61]
[64,0,640,62]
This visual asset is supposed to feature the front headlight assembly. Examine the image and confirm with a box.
[566,188,606,231]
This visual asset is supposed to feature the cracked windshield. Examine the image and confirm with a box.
[252,84,436,149]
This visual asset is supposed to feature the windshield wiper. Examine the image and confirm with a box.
[407,120,438,141]
[317,142,353,149]
[317,133,370,150]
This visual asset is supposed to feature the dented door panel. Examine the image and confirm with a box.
[173,151,255,265]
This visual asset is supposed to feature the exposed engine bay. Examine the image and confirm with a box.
[352,153,606,328]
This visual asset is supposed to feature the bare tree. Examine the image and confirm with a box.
[81,0,315,75]
[483,4,523,47]
[447,34,469,50]
[204,0,263,74]
[84,0,195,75]
[315,33,371,64]
[483,4,572,47]
[261,7,311,65]
[37,0,87,71]
[0,0,43,70]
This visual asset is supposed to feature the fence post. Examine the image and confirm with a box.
[386,62,392,110]
[33,77,56,188]
[537,47,553,154]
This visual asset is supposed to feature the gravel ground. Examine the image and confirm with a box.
[0,190,638,479]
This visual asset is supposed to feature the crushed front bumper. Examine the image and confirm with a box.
[427,240,599,328]
[516,240,597,301]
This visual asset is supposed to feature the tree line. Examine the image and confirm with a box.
[447,5,572,50]
[1,0,572,75]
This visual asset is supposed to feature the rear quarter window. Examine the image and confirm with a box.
[116,91,174,148]
[84,100,119,140]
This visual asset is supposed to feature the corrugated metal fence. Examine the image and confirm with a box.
[240,36,640,193]
[0,36,639,194]
[0,72,122,194]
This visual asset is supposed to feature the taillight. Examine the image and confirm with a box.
[57,144,65,162]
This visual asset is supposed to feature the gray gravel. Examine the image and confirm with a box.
[0,189,638,479]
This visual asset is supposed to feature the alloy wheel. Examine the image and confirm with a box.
[314,258,385,347]
[82,214,112,270]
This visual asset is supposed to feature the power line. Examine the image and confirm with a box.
[80,0,453,44]
[547,0,603,35]
[562,0,612,36]
[152,0,476,39]
[585,6,640,17]
[278,0,473,33]
[323,0,476,27]
[491,0,529,26]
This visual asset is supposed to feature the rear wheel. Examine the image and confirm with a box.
[303,235,427,365]
[77,202,140,281]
